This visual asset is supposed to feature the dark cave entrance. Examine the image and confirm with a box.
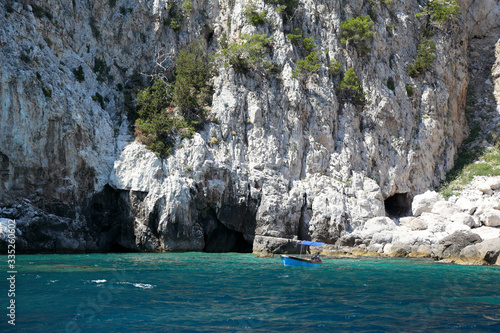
[203,219,253,253]
[384,193,412,218]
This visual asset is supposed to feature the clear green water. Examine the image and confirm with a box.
[2,253,500,332]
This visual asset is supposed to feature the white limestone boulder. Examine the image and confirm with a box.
[412,191,443,217]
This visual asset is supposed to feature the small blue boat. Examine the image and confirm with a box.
[280,241,324,267]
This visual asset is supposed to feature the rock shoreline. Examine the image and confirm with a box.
[253,176,500,266]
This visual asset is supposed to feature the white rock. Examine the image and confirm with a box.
[109,142,164,192]
[454,197,478,215]
[412,191,443,217]
[471,226,500,240]
[450,212,479,228]
[431,201,461,216]
[480,210,500,227]
[361,217,397,236]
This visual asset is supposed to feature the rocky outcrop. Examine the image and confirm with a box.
[318,178,500,265]
[0,0,499,262]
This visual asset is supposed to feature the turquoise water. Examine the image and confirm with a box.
[2,253,500,332]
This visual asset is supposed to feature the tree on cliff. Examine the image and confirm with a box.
[134,40,212,157]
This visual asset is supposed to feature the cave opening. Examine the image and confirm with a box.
[203,221,253,253]
[384,193,412,218]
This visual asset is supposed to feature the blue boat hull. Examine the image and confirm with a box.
[281,255,322,267]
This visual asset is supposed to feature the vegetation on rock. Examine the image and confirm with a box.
[328,59,341,76]
[341,15,375,55]
[93,58,111,82]
[243,3,268,26]
[134,41,211,157]
[293,52,321,78]
[73,65,85,82]
[264,0,299,21]
[416,0,460,24]
[339,68,365,105]
[164,3,184,31]
[407,37,436,78]
[214,33,274,74]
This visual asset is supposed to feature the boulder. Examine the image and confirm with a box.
[385,242,412,257]
[480,210,500,227]
[359,217,397,241]
[470,226,500,240]
[454,197,478,215]
[437,231,483,259]
[407,218,428,231]
[476,238,500,265]
[408,244,432,258]
[419,212,450,233]
[252,235,299,254]
[412,191,443,217]
[458,245,484,265]
[431,201,461,216]
[475,177,500,194]
[450,212,479,228]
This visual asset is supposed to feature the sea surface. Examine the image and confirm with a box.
[1,253,500,332]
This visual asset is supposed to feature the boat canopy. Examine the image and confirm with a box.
[298,241,324,247]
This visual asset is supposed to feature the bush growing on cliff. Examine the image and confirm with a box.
[341,15,375,55]
[164,3,184,31]
[405,83,414,97]
[134,41,212,157]
[407,37,436,77]
[286,28,302,46]
[181,1,193,16]
[173,40,213,115]
[416,0,460,24]
[93,57,111,82]
[339,68,365,105]
[73,65,85,82]
[215,33,274,74]
[293,52,321,78]
[265,0,299,21]
[243,3,268,26]
[328,59,341,76]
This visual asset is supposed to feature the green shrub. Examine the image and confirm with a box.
[73,65,85,82]
[109,0,117,8]
[416,0,460,24]
[407,37,436,78]
[173,41,212,114]
[264,0,299,21]
[439,146,500,199]
[93,58,111,82]
[165,4,184,31]
[215,33,274,74]
[339,68,365,105]
[293,52,321,78]
[328,59,341,76]
[134,41,212,157]
[302,37,316,53]
[286,28,302,45]
[405,83,414,97]
[42,87,52,98]
[286,29,317,56]
[92,93,105,109]
[181,1,193,16]
[262,60,281,75]
[243,4,267,26]
[341,15,375,55]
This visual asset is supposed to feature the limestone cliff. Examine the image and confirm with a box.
[0,0,499,257]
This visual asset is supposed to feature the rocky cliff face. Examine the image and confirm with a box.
[0,0,499,258]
